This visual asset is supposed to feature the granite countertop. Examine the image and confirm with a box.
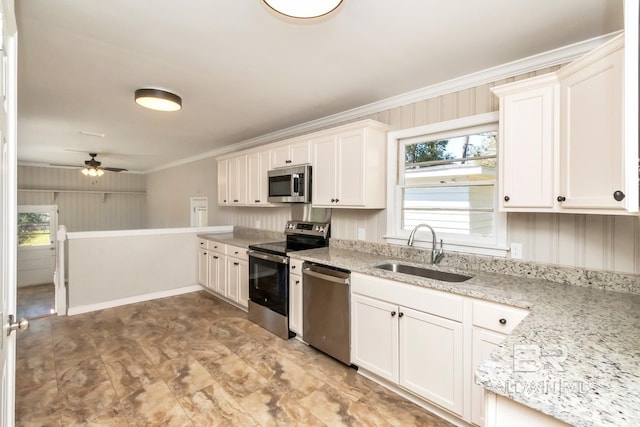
[289,246,640,427]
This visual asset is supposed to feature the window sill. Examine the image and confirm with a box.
[384,235,509,258]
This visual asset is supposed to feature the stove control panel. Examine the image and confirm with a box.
[285,220,330,238]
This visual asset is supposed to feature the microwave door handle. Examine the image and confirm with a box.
[292,173,299,196]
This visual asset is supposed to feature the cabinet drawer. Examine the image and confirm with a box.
[227,244,248,261]
[472,300,528,334]
[289,258,304,275]
[208,241,227,254]
[198,239,209,250]
[351,272,463,322]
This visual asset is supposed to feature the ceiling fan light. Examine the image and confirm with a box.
[262,0,343,18]
[81,168,90,176]
[135,88,182,112]
[97,169,105,177]
[88,168,98,177]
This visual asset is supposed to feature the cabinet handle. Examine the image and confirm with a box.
[504,195,510,202]
[557,196,566,202]
[335,198,339,203]
[213,256,218,259]
[499,318,507,325]
[234,262,239,266]
[291,265,296,270]
[331,198,335,203]
[295,280,300,284]
[391,311,396,317]
[398,312,404,318]
[613,191,625,202]
[255,200,260,203]
[233,199,239,203]
[285,160,292,164]
[200,242,204,245]
[234,251,239,255]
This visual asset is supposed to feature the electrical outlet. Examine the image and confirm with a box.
[510,243,523,259]
[357,227,366,241]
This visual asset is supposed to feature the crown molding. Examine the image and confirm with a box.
[148,31,621,174]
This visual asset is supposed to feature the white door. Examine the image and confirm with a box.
[471,327,505,426]
[1,3,20,425]
[17,205,57,287]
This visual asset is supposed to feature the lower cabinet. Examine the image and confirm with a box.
[485,392,571,427]
[288,258,304,337]
[197,247,208,286]
[351,272,530,426]
[208,250,226,295]
[351,273,465,416]
[198,239,249,310]
[225,245,249,308]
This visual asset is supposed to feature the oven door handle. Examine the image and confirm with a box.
[248,250,289,264]
[303,268,350,285]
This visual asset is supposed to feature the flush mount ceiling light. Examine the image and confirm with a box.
[134,88,182,112]
[262,0,343,18]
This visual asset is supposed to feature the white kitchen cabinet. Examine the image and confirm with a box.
[471,300,529,426]
[247,150,272,206]
[227,155,248,205]
[351,273,464,416]
[351,293,398,381]
[492,34,635,215]
[198,247,208,286]
[484,392,571,427]
[226,245,249,308]
[208,243,227,296]
[493,74,558,210]
[400,306,464,415]
[312,122,388,208]
[217,159,229,205]
[288,258,304,337]
[270,139,311,168]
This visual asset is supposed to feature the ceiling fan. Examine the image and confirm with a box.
[51,153,128,176]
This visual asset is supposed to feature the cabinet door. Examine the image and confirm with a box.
[228,155,248,205]
[217,159,229,205]
[312,135,338,206]
[226,258,241,302]
[247,150,271,205]
[270,144,290,168]
[399,307,464,416]
[237,258,249,308]
[289,273,303,336]
[351,294,398,382]
[208,253,226,295]
[559,47,625,210]
[336,129,366,207]
[290,139,311,165]
[198,248,208,286]
[471,328,505,426]
[499,82,557,209]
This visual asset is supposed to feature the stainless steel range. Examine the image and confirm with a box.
[247,207,330,339]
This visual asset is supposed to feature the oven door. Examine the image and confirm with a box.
[248,250,289,316]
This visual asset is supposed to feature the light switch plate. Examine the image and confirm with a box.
[510,243,523,259]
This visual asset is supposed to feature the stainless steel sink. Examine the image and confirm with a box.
[375,263,472,282]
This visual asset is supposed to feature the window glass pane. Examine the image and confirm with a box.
[405,132,497,167]
[18,212,51,246]
[402,185,494,236]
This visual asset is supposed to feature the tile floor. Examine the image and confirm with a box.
[16,283,55,319]
[16,291,454,426]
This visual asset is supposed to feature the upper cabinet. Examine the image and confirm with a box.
[493,34,637,215]
[217,119,389,208]
[270,139,311,168]
[312,122,389,209]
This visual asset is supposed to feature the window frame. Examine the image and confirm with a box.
[385,112,508,257]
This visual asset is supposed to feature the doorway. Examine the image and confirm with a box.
[16,205,57,318]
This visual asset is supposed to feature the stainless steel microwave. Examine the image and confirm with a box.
[268,164,311,203]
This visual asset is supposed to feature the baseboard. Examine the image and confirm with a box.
[67,284,202,316]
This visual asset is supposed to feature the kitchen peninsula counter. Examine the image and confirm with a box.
[290,245,640,427]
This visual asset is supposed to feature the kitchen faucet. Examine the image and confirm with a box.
[407,223,444,264]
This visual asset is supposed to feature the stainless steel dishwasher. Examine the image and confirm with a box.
[302,261,352,366]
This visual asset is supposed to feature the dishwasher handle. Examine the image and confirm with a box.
[303,267,350,285]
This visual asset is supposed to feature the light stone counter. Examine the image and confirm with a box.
[198,226,285,249]
[290,246,640,427]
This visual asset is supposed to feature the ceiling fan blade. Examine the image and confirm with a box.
[102,167,128,172]
[49,163,82,168]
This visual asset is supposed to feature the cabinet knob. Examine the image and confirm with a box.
[335,198,339,203]
[234,251,238,255]
[233,199,239,203]
[295,280,300,284]
[398,312,404,318]
[213,256,218,259]
[504,195,510,202]
[557,196,566,202]
[291,265,296,270]
[331,198,335,203]
[200,242,204,245]
[391,311,396,317]
[223,199,227,203]
[499,318,507,325]
[234,262,239,266]
[203,252,207,255]
[613,191,625,202]
[285,160,292,164]
[255,200,260,203]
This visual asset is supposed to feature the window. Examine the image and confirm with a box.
[18,211,52,246]
[387,113,507,255]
